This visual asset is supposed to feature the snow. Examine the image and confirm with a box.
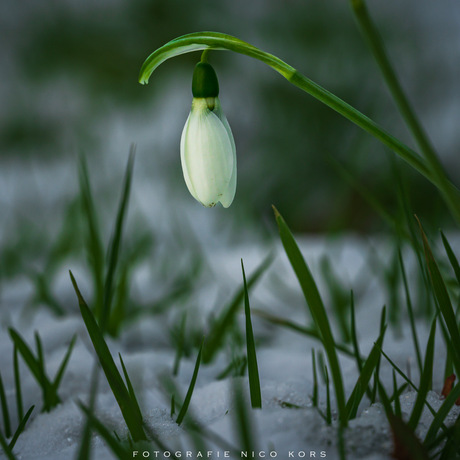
[1,234,459,460]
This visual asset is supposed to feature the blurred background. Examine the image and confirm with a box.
[1,0,459,263]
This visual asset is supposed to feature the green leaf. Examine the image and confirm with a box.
[408,317,436,429]
[425,382,460,446]
[101,147,135,332]
[0,430,16,460]
[273,206,346,426]
[69,270,146,441]
[441,231,460,287]
[176,340,203,426]
[52,335,77,390]
[203,253,272,363]
[78,403,131,459]
[118,353,143,422]
[241,260,262,409]
[8,405,34,451]
[78,153,105,319]
[0,373,11,438]
[345,325,386,420]
[416,217,460,371]
[13,346,23,423]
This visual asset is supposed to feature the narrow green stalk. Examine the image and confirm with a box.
[176,340,203,426]
[349,290,363,373]
[241,260,262,409]
[311,349,318,407]
[398,249,423,374]
[0,373,11,438]
[274,207,346,426]
[13,347,23,422]
[350,0,458,222]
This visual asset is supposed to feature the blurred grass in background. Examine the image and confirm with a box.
[1,0,459,235]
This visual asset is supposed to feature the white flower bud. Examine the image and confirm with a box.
[180,97,236,208]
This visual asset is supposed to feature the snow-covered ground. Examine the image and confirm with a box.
[1,230,459,460]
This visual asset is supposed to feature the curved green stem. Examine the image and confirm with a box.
[139,31,460,222]
[350,0,460,223]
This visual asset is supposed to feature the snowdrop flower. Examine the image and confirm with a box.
[180,60,236,208]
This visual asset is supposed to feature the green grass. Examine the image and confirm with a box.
[3,2,460,459]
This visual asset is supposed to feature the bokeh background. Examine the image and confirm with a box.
[1,0,460,257]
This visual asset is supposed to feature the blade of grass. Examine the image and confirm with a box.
[439,413,460,460]
[253,309,356,358]
[8,405,34,451]
[70,270,146,441]
[78,402,131,459]
[408,317,436,430]
[371,306,386,403]
[324,367,332,425]
[392,371,402,419]
[349,290,363,373]
[9,329,60,411]
[241,260,262,409]
[76,362,100,460]
[202,253,273,363]
[441,231,460,287]
[0,431,16,460]
[101,147,135,333]
[416,217,460,371]
[118,353,142,421]
[311,349,318,407]
[172,312,187,377]
[349,0,458,224]
[345,325,386,420]
[78,153,105,320]
[13,347,23,423]
[377,381,429,460]
[53,335,77,390]
[424,382,460,446]
[0,373,11,438]
[273,206,346,425]
[398,248,423,374]
[233,379,257,453]
[176,339,203,426]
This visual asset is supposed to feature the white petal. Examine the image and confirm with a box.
[181,98,234,207]
[213,100,236,208]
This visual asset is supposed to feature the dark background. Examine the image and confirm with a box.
[1,0,459,238]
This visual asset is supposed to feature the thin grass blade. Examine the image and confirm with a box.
[203,253,272,363]
[78,153,105,319]
[398,248,423,374]
[424,382,460,446]
[101,147,135,332]
[241,260,262,409]
[345,325,386,420]
[69,270,146,441]
[0,373,11,438]
[416,217,460,370]
[273,206,346,425]
[408,317,436,429]
[176,340,203,426]
[118,353,142,421]
[349,290,363,373]
[13,347,23,422]
[53,335,77,390]
[8,405,34,451]
[441,231,460,287]
[0,431,16,460]
[78,402,130,459]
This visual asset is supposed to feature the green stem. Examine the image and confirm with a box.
[350,0,460,223]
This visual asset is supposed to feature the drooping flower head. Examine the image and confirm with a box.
[180,59,236,208]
